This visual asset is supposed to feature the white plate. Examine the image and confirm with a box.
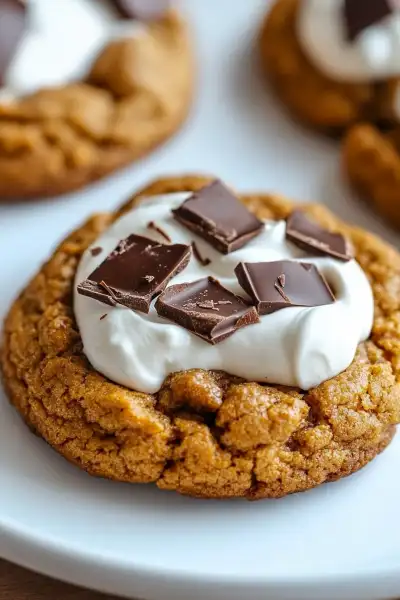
[1,1,400,599]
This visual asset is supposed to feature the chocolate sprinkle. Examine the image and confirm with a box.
[90,246,103,257]
[100,313,108,321]
[113,0,170,20]
[191,241,211,267]
[147,221,171,243]
[235,260,335,315]
[99,280,118,304]
[155,276,259,344]
[344,0,392,41]
[77,234,191,313]
[172,180,264,254]
[0,0,26,85]
[286,210,353,262]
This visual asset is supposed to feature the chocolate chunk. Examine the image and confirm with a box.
[113,0,170,20]
[155,276,259,344]
[77,234,191,313]
[0,0,26,85]
[286,210,353,261]
[172,180,264,254]
[344,0,392,41]
[90,246,103,257]
[235,260,335,315]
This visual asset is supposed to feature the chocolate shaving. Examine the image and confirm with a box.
[197,300,220,311]
[99,280,118,305]
[191,241,211,266]
[286,210,353,262]
[90,246,103,257]
[235,260,335,315]
[147,221,171,243]
[100,313,108,321]
[274,281,290,302]
[173,180,264,254]
[155,276,259,344]
[112,0,170,20]
[77,234,191,313]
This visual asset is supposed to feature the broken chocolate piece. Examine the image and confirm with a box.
[77,234,191,313]
[90,246,103,257]
[147,221,171,243]
[0,0,26,85]
[344,0,391,41]
[235,260,335,315]
[113,0,170,20]
[155,276,259,344]
[172,180,264,254]
[286,210,353,261]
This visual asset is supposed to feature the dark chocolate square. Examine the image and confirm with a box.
[286,210,353,262]
[172,180,264,254]
[77,234,191,313]
[235,260,335,315]
[344,0,392,41]
[155,276,259,344]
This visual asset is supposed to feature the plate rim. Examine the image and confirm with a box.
[2,509,400,600]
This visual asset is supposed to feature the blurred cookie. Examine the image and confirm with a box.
[343,123,400,229]
[0,0,193,199]
[259,0,400,134]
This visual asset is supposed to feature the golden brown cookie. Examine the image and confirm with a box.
[0,11,193,199]
[258,0,400,135]
[343,123,400,230]
[2,175,400,500]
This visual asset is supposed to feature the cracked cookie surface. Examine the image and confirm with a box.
[259,0,400,135]
[2,175,400,500]
[0,11,193,199]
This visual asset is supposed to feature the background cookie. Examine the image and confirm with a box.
[259,0,400,135]
[343,123,400,229]
[2,175,400,500]
[0,2,193,199]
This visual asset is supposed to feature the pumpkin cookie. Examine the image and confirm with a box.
[343,123,400,229]
[259,0,400,134]
[2,175,400,500]
[0,1,193,199]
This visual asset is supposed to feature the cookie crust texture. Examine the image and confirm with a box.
[259,0,400,134]
[0,10,193,199]
[2,175,400,500]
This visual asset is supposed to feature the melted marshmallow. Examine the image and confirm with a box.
[297,0,400,82]
[1,0,142,100]
[74,192,374,394]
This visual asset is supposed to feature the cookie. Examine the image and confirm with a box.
[343,123,400,229]
[259,0,400,134]
[2,175,400,500]
[0,1,193,199]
